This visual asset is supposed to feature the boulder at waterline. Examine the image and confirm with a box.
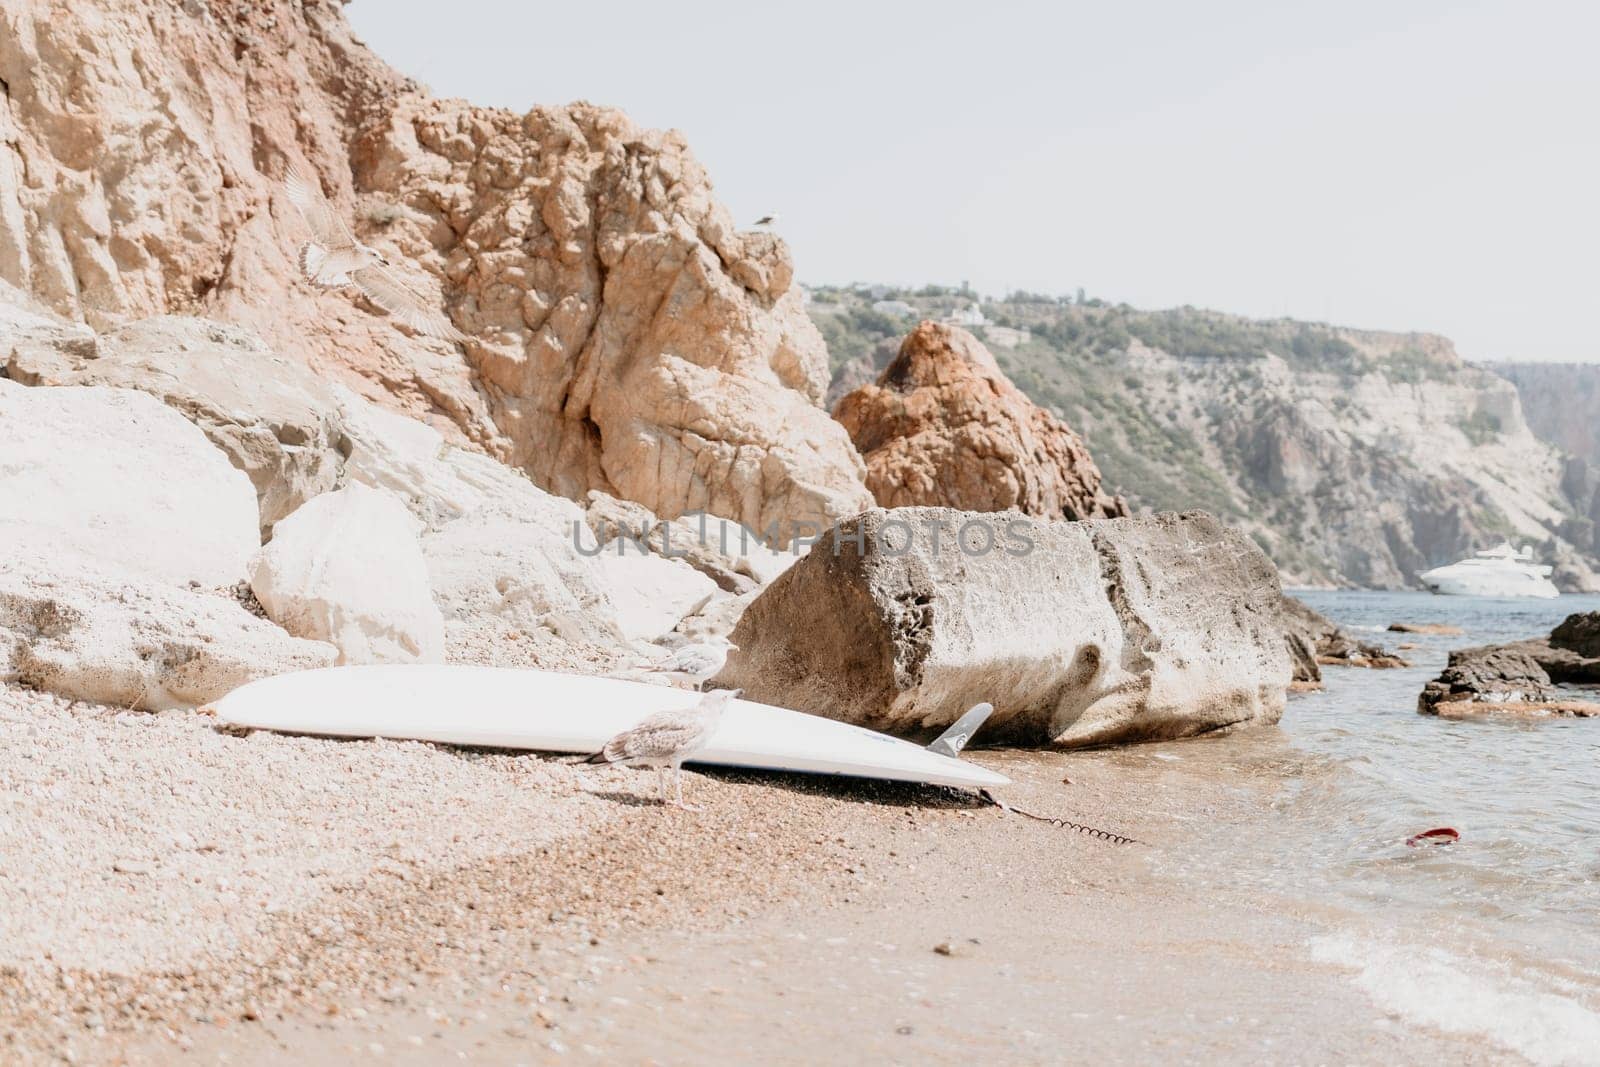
[1548,612,1600,660]
[713,508,1292,748]
[0,552,336,710]
[1418,647,1554,710]
[0,380,260,588]
[6,316,348,538]
[1490,612,1600,685]
[250,484,445,665]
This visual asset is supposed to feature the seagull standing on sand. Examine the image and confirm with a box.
[584,688,741,807]
[282,163,467,342]
[642,640,737,691]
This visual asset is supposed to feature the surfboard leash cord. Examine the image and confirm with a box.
[978,788,1144,846]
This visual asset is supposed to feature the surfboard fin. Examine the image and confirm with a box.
[927,702,993,758]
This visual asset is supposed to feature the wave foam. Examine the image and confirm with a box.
[1311,933,1600,1066]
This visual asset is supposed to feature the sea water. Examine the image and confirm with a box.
[1160,591,1600,1064]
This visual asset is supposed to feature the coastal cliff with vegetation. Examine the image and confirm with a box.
[814,287,1600,590]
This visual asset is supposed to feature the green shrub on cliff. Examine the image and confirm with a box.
[1458,409,1502,446]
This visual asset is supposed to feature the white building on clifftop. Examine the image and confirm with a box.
[945,302,987,327]
[871,299,918,319]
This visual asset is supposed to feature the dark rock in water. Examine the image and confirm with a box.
[1278,596,1408,683]
[1417,613,1600,716]
[1317,631,1409,671]
[1515,612,1600,685]
[1418,647,1556,713]
[1549,612,1600,659]
[714,508,1292,749]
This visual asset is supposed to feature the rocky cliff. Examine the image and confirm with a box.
[0,0,869,539]
[833,321,1126,520]
[1485,362,1600,562]
[1487,363,1600,468]
[813,289,1598,589]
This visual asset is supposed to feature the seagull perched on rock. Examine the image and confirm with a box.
[584,688,741,807]
[283,162,467,342]
[642,639,737,691]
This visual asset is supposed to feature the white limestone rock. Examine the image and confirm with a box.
[0,552,336,710]
[0,380,260,588]
[249,484,445,664]
[5,315,349,538]
[590,549,719,643]
[423,510,624,648]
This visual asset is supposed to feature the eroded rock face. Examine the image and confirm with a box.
[365,101,872,538]
[0,551,335,710]
[0,0,869,540]
[713,508,1291,748]
[833,322,1125,521]
[0,380,260,588]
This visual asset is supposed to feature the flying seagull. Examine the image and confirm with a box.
[283,163,467,342]
[641,639,737,691]
[584,688,741,807]
[753,214,779,228]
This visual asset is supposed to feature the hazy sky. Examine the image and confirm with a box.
[348,1,1600,362]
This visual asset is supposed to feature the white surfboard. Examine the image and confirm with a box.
[206,665,1009,790]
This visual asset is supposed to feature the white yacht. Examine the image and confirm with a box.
[1419,542,1559,599]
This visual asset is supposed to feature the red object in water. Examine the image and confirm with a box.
[1406,827,1460,847]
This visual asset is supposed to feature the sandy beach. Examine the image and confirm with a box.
[1,681,1510,1066]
